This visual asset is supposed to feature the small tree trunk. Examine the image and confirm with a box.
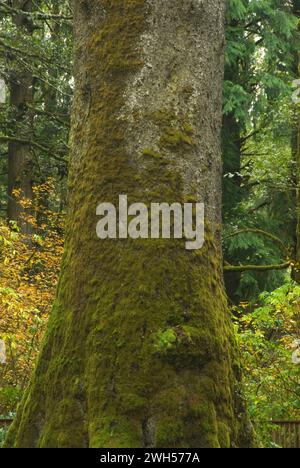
[292,0,300,282]
[7,0,35,233]
[5,0,252,448]
[294,113,300,282]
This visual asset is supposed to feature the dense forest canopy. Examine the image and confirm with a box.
[0,0,299,449]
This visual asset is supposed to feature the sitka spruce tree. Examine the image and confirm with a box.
[5,0,252,448]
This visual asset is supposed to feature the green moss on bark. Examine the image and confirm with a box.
[5,0,252,449]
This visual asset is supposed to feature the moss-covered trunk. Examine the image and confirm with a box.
[5,0,252,448]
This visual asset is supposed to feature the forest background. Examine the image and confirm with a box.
[0,0,300,448]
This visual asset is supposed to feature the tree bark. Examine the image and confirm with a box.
[294,107,300,282]
[292,0,300,282]
[7,0,35,233]
[5,0,252,448]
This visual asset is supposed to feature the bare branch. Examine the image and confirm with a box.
[0,2,72,21]
[224,228,289,256]
[224,262,291,272]
[0,135,67,163]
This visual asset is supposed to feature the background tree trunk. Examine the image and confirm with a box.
[7,0,35,233]
[292,0,300,282]
[5,0,252,448]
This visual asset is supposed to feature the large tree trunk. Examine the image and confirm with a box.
[7,0,35,233]
[5,0,252,448]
